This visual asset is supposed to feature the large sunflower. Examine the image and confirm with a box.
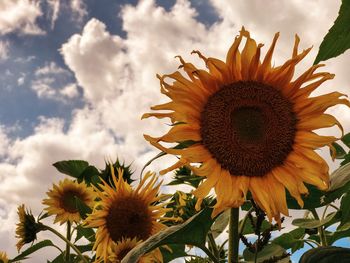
[143,28,350,221]
[42,179,95,225]
[84,168,168,262]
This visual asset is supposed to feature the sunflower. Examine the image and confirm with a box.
[0,251,8,263]
[84,168,168,262]
[42,179,95,225]
[108,237,162,263]
[15,204,43,251]
[142,27,350,222]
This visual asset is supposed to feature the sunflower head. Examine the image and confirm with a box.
[108,237,162,263]
[84,168,168,262]
[42,179,95,225]
[15,204,43,252]
[0,251,9,263]
[143,27,350,222]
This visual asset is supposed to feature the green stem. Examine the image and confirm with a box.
[208,232,220,259]
[42,224,88,263]
[65,221,71,262]
[254,232,261,263]
[201,246,220,263]
[303,239,321,247]
[228,208,239,263]
[238,207,254,235]
[310,209,328,246]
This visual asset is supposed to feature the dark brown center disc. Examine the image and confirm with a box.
[106,195,153,242]
[60,189,83,213]
[200,81,296,177]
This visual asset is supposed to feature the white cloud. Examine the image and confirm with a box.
[47,0,88,29]
[70,0,88,22]
[31,77,56,98]
[32,62,77,101]
[1,0,350,261]
[0,41,9,60]
[0,0,44,35]
[31,78,79,101]
[14,55,36,63]
[35,61,70,76]
[61,18,128,103]
[59,83,79,98]
[47,0,60,29]
[17,73,25,86]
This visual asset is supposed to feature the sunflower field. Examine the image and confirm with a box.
[3,1,350,263]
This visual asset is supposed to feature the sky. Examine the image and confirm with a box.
[0,0,349,262]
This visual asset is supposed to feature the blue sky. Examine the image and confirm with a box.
[0,0,349,262]
[0,0,221,138]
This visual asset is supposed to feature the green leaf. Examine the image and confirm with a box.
[341,154,350,165]
[292,212,337,229]
[47,253,65,263]
[339,193,350,228]
[329,162,350,191]
[12,240,56,261]
[314,0,350,64]
[243,243,288,263]
[286,180,350,209]
[75,244,94,253]
[160,244,187,263]
[341,132,350,148]
[79,165,101,185]
[324,210,342,229]
[272,228,305,253]
[75,196,92,220]
[241,218,272,235]
[169,166,204,188]
[210,209,230,239]
[75,225,95,243]
[53,160,89,178]
[327,228,350,245]
[331,142,347,159]
[121,207,214,263]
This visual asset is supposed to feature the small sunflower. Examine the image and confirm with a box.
[143,28,350,222]
[42,179,95,224]
[84,168,168,262]
[109,237,162,263]
[15,204,43,251]
[0,251,8,263]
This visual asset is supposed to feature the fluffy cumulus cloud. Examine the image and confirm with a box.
[1,0,350,261]
[0,0,44,35]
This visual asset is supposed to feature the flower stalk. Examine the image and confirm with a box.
[65,221,71,262]
[310,209,328,246]
[228,208,239,263]
[42,224,88,263]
